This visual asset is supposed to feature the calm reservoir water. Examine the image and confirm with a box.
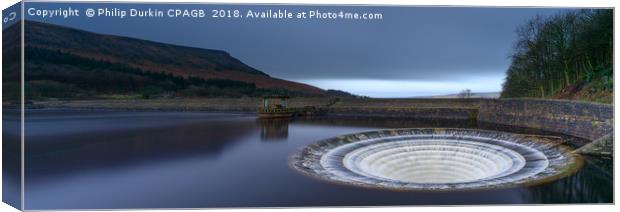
[14,110,614,209]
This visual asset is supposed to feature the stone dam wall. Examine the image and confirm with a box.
[326,98,480,120]
[327,98,613,148]
[576,133,613,156]
[477,99,614,142]
[326,107,478,120]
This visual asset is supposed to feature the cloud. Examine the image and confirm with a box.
[298,74,504,98]
[26,3,562,97]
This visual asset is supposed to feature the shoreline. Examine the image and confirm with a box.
[5,97,613,156]
[19,98,483,119]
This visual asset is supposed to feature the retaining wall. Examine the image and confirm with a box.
[327,107,478,120]
[326,98,480,120]
[478,99,613,142]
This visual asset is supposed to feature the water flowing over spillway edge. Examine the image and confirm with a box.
[289,128,583,191]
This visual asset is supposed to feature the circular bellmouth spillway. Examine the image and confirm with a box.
[290,128,582,191]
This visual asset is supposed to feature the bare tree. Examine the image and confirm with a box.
[458,89,472,98]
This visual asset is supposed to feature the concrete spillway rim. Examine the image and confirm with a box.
[289,128,583,192]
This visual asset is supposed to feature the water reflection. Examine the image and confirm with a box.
[478,122,591,148]
[25,111,258,182]
[295,116,478,129]
[21,110,613,209]
[255,116,479,142]
[2,110,22,208]
[524,156,613,203]
[257,118,292,141]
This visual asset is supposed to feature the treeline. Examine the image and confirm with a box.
[24,47,305,100]
[501,9,613,100]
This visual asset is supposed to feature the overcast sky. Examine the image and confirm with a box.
[23,3,565,97]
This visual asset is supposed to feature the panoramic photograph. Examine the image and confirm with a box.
[1,1,614,210]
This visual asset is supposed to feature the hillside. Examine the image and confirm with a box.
[8,21,326,100]
[2,22,21,103]
[552,80,613,103]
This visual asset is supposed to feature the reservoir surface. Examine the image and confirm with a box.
[18,110,613,209]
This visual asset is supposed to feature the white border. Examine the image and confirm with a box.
[0,1,617,212]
